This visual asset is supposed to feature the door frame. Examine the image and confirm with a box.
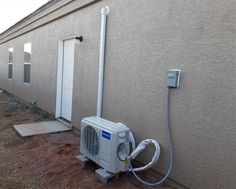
[55,35,76,120]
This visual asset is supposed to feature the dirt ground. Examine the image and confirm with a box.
[0,91,176,189]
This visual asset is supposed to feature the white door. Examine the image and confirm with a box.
[61,39,75,121]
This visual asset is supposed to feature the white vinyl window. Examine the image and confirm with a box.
[23,43,31,84]
[8,47,13,79]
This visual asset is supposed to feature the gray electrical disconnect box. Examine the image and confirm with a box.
[166,69,181,88]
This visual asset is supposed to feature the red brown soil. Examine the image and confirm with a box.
[0,92,175,189]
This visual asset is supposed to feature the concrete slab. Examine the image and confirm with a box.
[95,168,119,184]
[76,154,90,167]
[13,121,72,137]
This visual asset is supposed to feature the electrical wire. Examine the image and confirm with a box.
[128,139,160,172]
[129,87,173,186]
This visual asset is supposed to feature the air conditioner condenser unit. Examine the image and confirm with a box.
[80,116,130,174]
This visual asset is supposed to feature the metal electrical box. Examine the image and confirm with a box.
[166,69,181,88]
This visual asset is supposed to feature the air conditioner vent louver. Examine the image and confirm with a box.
[83,125,99,156]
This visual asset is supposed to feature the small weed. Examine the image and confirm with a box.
[30,105,50,121]
[0,128,21,149]
[3,112,12,117]
[3,107,17,117]
[30,105,40,114]
[18,103,30,112]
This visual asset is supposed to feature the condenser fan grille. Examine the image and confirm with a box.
[83,126,100,156]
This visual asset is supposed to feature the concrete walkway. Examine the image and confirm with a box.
[13,120,72,137]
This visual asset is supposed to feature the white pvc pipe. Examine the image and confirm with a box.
[97,6,110,117]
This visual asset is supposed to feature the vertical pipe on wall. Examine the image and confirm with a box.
[97,6,110,117]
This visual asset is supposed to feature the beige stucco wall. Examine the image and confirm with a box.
[0,0,235,189]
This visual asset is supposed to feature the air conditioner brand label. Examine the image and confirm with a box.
[102,130,111,140]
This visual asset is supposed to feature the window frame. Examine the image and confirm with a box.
[23,42,31,84]
[8,47,13,80]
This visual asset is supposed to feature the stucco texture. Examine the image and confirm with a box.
[0,0,235,189]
